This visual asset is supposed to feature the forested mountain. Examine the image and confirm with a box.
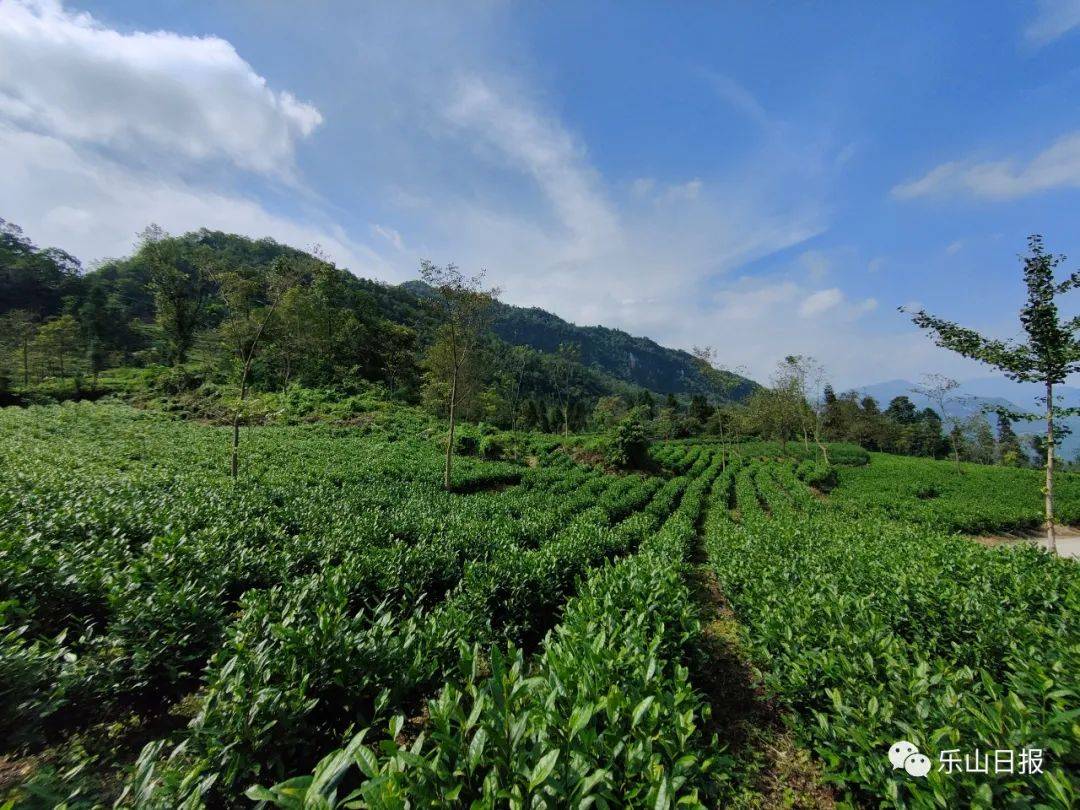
[0,224,755,404]
[489,302,755,400]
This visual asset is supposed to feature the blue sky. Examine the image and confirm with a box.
[4,1,1080,387]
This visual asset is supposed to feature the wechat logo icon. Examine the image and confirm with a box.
[889,741,931,777]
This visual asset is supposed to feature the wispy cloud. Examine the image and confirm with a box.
[799,287,844,317]
[444,74,619,258]
[372,224,405,251]
[892,132,1080,200]
[1025,0,1080,45]
[702,71,769,127]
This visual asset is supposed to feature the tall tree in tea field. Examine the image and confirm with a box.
[780,354,831,463]
[419,260,499,490]
[216,256,307,479]
[691,345,744,468]
[913,374,964,470]
[550,341,580,436]
[140,225,213,365]
[0,309,37,385]
[906,235,1080,553]
[33,314,80,381]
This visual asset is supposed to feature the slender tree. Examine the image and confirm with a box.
[419,261,499,490]
[550,342,581,436]
[140,226,211,365]
[780,354,831,462]
[913,374,964,470]
[691,345,744,468]
[495,344,534,430]
[0,309,37,385]
[995,411,1023,466]
[906,235,1080,553]
[766,356,810,452]
[216,257,306,479]
[34,315,80,381]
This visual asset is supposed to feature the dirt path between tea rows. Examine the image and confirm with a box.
[971,525,1080,559]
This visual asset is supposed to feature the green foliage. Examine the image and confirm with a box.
[605,416,651,469]
[5,403,1077,808]
[706,460,1080,808]
[0,218,82,320]
[453,430,480,456]
[488,298,756,401]
[795,458,837,491]
[833,452,1080,533]
[479,433,506,460]
[0,403,700,805]
[250,451,727,808]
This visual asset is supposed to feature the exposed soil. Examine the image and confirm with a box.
[394,704,432,749]
[970,524,1080,559]
[687,556,836,809]
[0,754,39,796]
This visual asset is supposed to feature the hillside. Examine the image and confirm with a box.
[398,278,755,400]
[489,302,755,400]
[2,226,757,402]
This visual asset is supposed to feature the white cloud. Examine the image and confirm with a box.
[0,0,322,175]
[630,177,705,204]
[892,132,1080,200]
[0,123,389,276]
[854,297,878,315]
[1025,0,1080,45]
[945,239,964,255]
[715,280,800,322]
[799,288,844,317]
[682,274,908,386]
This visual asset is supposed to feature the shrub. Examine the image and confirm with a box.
[795,459,837,491]
[453,431,480,456]
[606,417,651,470]
[479,434,505,460]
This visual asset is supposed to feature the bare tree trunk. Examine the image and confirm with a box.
[445,369,458,490]
[719,419,726,472]
[1046,380,1056,554]
[230,307,276,480]
[816,429,830,464]
[230,367,249,480]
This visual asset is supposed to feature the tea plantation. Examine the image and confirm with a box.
[1,404,1077,808]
